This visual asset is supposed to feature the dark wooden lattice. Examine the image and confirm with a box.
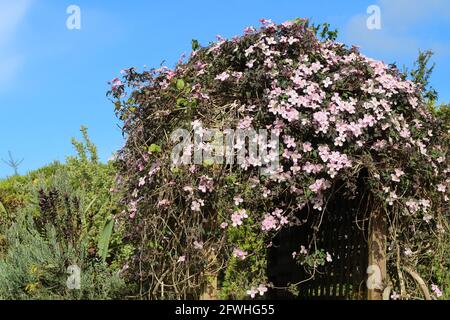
[268,191,369,300]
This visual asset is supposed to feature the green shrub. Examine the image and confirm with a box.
[0,162,63,223]
[0,127,133,299]
[0,213,126,300]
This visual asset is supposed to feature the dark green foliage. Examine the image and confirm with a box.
[410,50,438,103]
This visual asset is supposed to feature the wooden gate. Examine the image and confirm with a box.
[268,189,369,300]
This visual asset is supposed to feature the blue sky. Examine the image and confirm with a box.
[1,0,449,177]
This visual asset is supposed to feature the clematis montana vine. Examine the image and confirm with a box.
[109,18,448,300]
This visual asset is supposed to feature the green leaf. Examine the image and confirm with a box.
[171,167,181,174]
[225,174,237,184]
[203,159,214,166]
[0,200,7,216]
[191,39,200,51]
[176,97,188,108]
[149,144,162,153]
[176,79,185,90]
[97,218,114,262]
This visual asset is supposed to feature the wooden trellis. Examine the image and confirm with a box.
[268,189,373,300]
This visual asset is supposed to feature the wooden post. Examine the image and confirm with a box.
[200,251,219,300]
[200,273,218,300]
[367,207,387,300]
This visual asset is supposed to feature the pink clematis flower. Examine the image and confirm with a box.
[233,248,248,260]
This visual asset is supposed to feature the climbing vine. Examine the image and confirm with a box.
[109,18,448,299]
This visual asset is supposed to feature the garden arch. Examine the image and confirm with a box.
[110,19,448,301]
[267,174,383,300]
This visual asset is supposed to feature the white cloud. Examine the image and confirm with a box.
[0,0,33,90]
[344,14,417,56]
[0,56,24,86]
[378,0,450,28]
[343,0,450,58]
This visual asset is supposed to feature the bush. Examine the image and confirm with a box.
[0,127,133,299]
[0,213,126,300]
[0,162,64,223]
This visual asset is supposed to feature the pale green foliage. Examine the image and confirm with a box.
[0,214,126,300]
[0,127,133,299]
[66,126,118,249]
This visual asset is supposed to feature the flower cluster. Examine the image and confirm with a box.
[261,208,288,231]
[246,284,268,298]
[231,209,249,227]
